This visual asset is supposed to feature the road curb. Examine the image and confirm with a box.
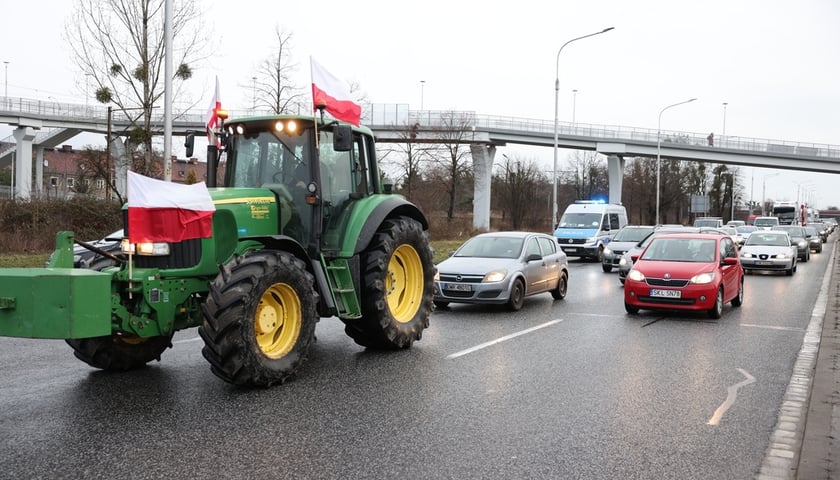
[755,238,836,479]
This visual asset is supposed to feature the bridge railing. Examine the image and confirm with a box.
[365,105,840,159]
[3,97,839,159]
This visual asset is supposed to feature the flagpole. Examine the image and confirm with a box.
[162,0,173,181]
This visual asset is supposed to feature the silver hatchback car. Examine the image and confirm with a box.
[434,231,569,311]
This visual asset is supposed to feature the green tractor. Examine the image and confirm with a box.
[0,112,436,387]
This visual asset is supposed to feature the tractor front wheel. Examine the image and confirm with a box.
[66,334,173,371]
[345,217,434,349]
[199,251,318,387]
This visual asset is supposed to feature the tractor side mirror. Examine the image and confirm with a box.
[184,131,195,158]
[333,125,353,152]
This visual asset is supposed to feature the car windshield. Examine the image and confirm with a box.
[745,233,789,246]
[641,237,717,262]
[773,227,805,239]
[613,227,654,242]
[804,227,818,236]
[736,226,757,234]
[558,213,601,228]
[455,236,524,259]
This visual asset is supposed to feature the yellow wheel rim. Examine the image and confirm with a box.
[254,283,301,358]
[386,244,424,323]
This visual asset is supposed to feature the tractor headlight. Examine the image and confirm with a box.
[121,239,170,256]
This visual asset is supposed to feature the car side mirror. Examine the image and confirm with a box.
[526,253,542,262]
[630,254,639,262]
[723,257,738,265]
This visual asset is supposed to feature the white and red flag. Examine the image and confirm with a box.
[206,76,222,145]
[310,57,361,126]
[127,171,216,243]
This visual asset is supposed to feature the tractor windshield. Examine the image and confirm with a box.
[228,129,312,189]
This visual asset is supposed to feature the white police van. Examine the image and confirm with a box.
[554,201,628,261]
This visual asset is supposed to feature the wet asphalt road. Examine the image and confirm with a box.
[0,242,833,480]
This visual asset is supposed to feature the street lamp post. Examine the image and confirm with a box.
[656,97,697,225]
[761,172,780,216]
[3,61,8,102]
[420,80,425,110]
[552,27,614,229]
[572,89,578,126]
[252,76,257,111]
[721,102,728,147]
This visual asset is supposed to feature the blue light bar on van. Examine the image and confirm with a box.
[574,200,606,204]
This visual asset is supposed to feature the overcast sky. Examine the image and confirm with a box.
[2,0,838,207]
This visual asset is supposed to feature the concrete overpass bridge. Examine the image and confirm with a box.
[2,97,838,229]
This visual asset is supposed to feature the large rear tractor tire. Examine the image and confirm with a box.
[199,251,318,387]
[66,334,174,371]
[345,216,434,349]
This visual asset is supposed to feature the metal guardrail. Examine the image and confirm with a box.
[2,96,839,159]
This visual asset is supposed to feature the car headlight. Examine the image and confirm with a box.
[798,241,807,248]
[690,272,715,284]
[483,270,507,283]
[740,252,753,258]
[434,270,440,281]
[627,269,645,281]
[586,237,597,244]
[121,239,170,256]
[619,257,628,266]
[603,247,612,255]
[776,253,789,259]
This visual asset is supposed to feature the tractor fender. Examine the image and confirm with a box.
[237,234,335,315]
[352,197,429,255]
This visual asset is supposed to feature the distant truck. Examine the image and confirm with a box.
[553,201,628,261]
[772,201,799,225]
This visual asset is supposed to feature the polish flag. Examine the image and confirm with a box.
[310,57,361,126]
[206,76,222,145]
[127,171,216,243]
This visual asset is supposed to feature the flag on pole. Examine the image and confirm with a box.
[127,171,216,243]
[310,57,361,126]
[206,76,222,145]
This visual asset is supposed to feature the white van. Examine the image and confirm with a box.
[753,216,780,230]
[554,201,628,260]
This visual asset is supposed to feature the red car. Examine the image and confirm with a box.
[624,233,744,319]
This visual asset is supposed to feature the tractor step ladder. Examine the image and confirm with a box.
[325,259,362,319]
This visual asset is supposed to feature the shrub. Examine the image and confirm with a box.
[0,198,123,253]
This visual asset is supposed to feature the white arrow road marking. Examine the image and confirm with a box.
[446,319,563,359]
[707,368,756,426]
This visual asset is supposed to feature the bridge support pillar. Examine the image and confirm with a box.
[12,126,36,200]
[35,147,44,199]
[470,143,496,231]
[607,154,624,204]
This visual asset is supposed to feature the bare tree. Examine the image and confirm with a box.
[431,111,475,221]
[253,26,305,114]
[77,146,122,204]
[66,0,208,176]
[379,122,431,202]
[566,151,608,200]
[494,155,546,230]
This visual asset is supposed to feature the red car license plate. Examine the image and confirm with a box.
[650,289,681,298]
